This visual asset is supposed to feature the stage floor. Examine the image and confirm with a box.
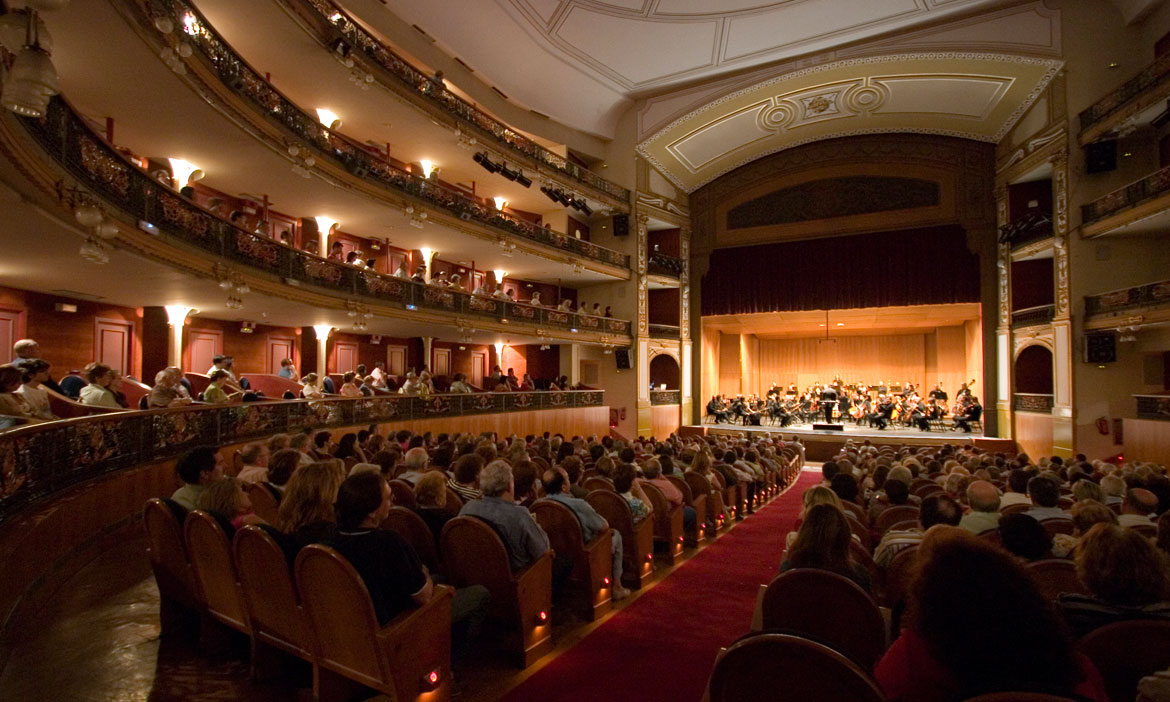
[685,419,983,443]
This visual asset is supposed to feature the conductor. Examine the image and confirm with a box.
[820,384,839,424]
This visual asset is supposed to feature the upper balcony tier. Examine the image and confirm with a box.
[1079,54,1170,145]
[3,94,632,343]
[1084,278,1170,330]
[88,0,630,275]
[647,252,684,281]
[1080,164,1170,238]
[272,0,630,209]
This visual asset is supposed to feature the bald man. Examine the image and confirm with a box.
[958,480,1001,534]
[1118,487,1159,528]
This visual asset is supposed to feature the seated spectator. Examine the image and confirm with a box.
[448,454,484,501]
[79,363,121,408]
[1023,476,1070,522]
[780,503,871,592]
[171,446,224,510]
[1119,488,1159,528]
[874,495,962,568]
[1072,479,1104,504]
[277,358,297,380]
[459,460,551,571]
[399,372,422,396]
[512,459,540,508]
[312,431,334,460]
[197,477,264,532]
[448,373,474,394]
[518,373,535,391]
[875,529,1108,701]
[236,442,269,484]
[1159,511,1170,559]
[11,338,64,394]
[1100,473,1126,507]
[869,476,912,524]
[642,458,695,531]
[541,467,629,601]
[202,369,238,404]
[300,373,324,399]
[998,512,1053,562]
[358,376,376,397]
[16,360,54,420]
[413,471,453,542]
[560,455,589,499]
[338,371,362,398]
[786,485,846,549]
[958,480,1001,534]
[327,472,490,659]
[613,463,653,523]
[1052,500,1118,559]
[397,447,430,485]
[0,364,32,418]
[148,367,193,409]
[1001,468,1033,508]
[418,371,436,395]
[1058,523,1170,637]
[829,473,861,506]
[334,432,367,464]
[265,448,302,496]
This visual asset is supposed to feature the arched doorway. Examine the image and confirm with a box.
[649,354,680,390]
[1015,345,1053,394]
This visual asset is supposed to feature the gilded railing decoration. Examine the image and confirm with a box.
[1011,304,1055,328]
[1081,164,1170,226]
[650,390,681,406]
[0,390,604,524]
[1079,55,1170,133]
[1013,393,1054,413]
[15,97,631,337]
[1085,279,1170,317]
[134,0,630,269]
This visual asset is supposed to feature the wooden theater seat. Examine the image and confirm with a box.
[440,516,554,668]
[586,490,655,590]
[1025,559,1087,601]
[1001,503,1030,516]
[530,500,614,621]
[685,471,728,532]
[759,569,886,669]
[387,479,417,508]
[1040,519,1076,537]
[233,525,314,674]
[381,505,444,576]
[296,544,454,702]
[184,510,250,635]
[706,632,885,702]
[582,476,615,492]
[841,500,868,526]
[875,505,920,533]
[844,512,872,552]
[1078,619,1170,702]
[143,498,202,636]
[666,473,707,545]
[882,545,921,608]
[247,482,280,525]
[641,482,684,565]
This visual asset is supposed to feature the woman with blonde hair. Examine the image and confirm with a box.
[413,470,452,541]
[196,477,265,531]
[786,485,845,549]
[276,461,344,549]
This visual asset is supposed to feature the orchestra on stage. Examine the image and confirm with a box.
[705,378,984,433]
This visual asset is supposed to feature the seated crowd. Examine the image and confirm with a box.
[774,441,1170,701]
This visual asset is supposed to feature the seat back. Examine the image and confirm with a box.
[876,505,920,533]
[666,474,693,503]
[760,569,886,669]
[1040,519,1075,537]
[843,512,872,551]
[295,544,387,689]
[1078,619,1170,702]
[231,450,244,476]
[840,500,867,525]
[531,500,586,561]
[247,482,280,524]
[641,482,671,523]
[1001,503,1030,516]
[883,545,921,607]
[234,525,313,658]
[388,479,417,508]
[440,516,516,606]
[143,498,200,606]
[684,471,714,501]
[586,489,635,545]
[441,487,463,519]
[184,510,248,631]
[1129,523,1157,538]
[382,506,443,574]
[583,476,614,492]
[707,632,885,702]
[1025,559,1086,601]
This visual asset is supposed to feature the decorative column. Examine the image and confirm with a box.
[679,226,693,425]
[163,305,193,370]
[635,212,652,437]
[995,187,1013,439]
[312,325,331,378]
[422,336,434,370]
[1050,153,1075,457]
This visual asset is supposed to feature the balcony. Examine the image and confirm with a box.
[1000,211,1053,251]
[1013,393,1054,413]
[1081,165,1170,237]
[1079,54,1170,144]
[134,0,630,271]
[1084,278,1170,330]
[15,97,632,340]
[650,390,680,406]
[278,0,629,208]
[647,252,684,279]
[1135,394,1170,421]
[648,324,681,339]
[1011,304,1055,328]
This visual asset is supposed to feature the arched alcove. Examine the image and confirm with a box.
[1015,344,1054,394]
[649,354,680,390]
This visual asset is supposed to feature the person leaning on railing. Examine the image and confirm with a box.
[79,363,122,409]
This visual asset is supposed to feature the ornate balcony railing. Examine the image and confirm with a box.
[1079,54,1170,134]
[1013,393,1053,413]
[1011,304,1055,328]
[280,0,630,206]
[0,390,603,525]
[1085,279,1170,318]
[650,390,680,406]
[1081,164,1170,226]
[1135,394,1170,421]
[647,252,684,278]
[1000,211,1053,249]
[648,324,681,339]
[134,0,629,270]
[15,97,632,338]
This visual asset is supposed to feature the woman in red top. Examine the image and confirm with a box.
[875,527,1107,702]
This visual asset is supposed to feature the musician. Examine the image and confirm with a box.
[837,392,852,424]
[819,384,839,424]
[928,383,948,403]
[767,396,791,427]
[706,396,731,424]
[869,396,895,430]
[955,397,983,433]
[911,397,932,432]
[786,384,798,396]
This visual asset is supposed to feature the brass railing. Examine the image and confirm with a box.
[1079,54,1170,133]
[1013,393,1053,413]
[650,390,680,406]
[133,0,630,269]
[280,0,630,205]
[1081,164,1170,226]
[1011,304,1055,328]
[14,96,631,337]
[0,390,603,524]
[1085,279,1170,317]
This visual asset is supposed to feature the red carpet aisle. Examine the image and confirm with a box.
[498,470,821,702]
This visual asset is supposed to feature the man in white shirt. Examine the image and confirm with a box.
[1118,488,1158,528]
[1022,476,1070,521]
[236,443,269,484]
[958,480,1001,534]
[370,362,386,382]
[399,371,421,395]
[448,373,474,393]
[1000,469,1033,508]
[397,447,430,485]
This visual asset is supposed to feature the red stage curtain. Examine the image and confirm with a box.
[700,225,980,316]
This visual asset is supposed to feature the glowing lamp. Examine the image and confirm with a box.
[602,577,610,586]
[538,610,548,623]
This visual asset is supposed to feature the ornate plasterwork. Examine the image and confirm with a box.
[636,53,1063,193]
[680,227,691,341]
[996,186,1010,329]
[636,212,649,336]
[1051,153,1071,319]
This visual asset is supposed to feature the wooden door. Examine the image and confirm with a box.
[95,318,133,376]
[471,351,486,387]
[386,345,406,377]
[0,309,25,364]
[185,330,222,374]
[334,342,359,374]
[433,347,451,378]
[266,336,296,375]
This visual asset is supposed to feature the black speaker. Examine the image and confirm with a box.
[612,214,630,237]
[1085,141,1117,174]
[1085,332,1117,363]
[615,347,633,369]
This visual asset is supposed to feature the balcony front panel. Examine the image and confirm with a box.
[1084,279,1170,327]
[647,252,684,279]
[1013,393,1054,413]
[1010,304,1055,328]
[650,390,681,406]
[1079,54,1170,144]
[1081,165,1170,236]
[648,324,681,339]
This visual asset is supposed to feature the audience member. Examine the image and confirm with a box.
[780,503,871,592]
[1100,473,1126,507]
[16,360,54,419]
[196,477,264,531]
[874,495,962,568]
[78,363,120,408]
[958,480,1000,534]
[448,454,484,501]
[236,443,269,484]
[1023,476,1069,522]
[11,338,64,394]
[202,369,237,404]
[1052,500,1117,559]
[148,367,193,408]
[998,512,1053,562]
[613,463,652,523]
[1001,469,1033,508]
[1119,488,1159,528]
[413,471,453,542]
[398,447,430,485]
[0,365,32,418]
[459,461,550,571]
[339,371,362,398]
[171,446,224,510]
[275,460,342,550]
[541,467,629,601]
[277,358,297,380]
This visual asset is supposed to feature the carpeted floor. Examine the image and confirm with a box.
[498,469,821,702]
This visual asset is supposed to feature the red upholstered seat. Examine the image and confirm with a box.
[1040,518,1076,537]
[1078,619,1170,702]
[387,479,416,508]
[882,545,921,608]
[706,632,885,702]
[876,505,919,533]
[1025,559,1087,601]
[531,499,614,621]
[246,482,280,525]
[582,476,615,492]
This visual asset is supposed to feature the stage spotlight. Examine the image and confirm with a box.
[473,151,501,174]
[556,190,574,206]
[515,171,532,188]
[579,201,593,216]
[541,186,559,203]
[500,165,519,181]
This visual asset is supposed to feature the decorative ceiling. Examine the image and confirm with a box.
[636,52,1062,192]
